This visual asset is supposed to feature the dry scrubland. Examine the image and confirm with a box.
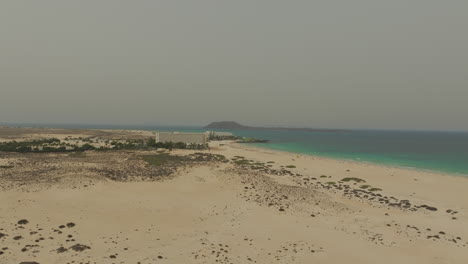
[1,127,468,264]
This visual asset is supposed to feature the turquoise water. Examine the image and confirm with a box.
[9,123,468,176]
[229,130,468,176]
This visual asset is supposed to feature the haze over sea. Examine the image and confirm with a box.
[7,123,468,176]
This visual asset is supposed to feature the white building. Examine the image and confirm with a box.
[206,131,233,137]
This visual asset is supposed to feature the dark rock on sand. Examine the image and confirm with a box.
[17,219,29,225]
[419,205,438,211]
[56,247,68,253]
[70,244,91,252]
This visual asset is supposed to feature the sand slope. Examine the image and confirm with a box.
[1,141,468,263]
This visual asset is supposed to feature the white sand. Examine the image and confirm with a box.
[1,140,467,263]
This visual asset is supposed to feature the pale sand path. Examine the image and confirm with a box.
[0,141,467,263]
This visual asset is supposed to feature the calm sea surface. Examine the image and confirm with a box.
[10,123,468,176]
[234,129,468,176]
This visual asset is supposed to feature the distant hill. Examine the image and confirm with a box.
[204,121,350,132]
[205,121,250,130]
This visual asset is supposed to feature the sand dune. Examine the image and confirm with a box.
[1,135,467,263]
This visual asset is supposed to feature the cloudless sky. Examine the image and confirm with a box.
[1,1,467,131]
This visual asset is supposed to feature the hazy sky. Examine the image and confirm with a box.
[1,1,467,131]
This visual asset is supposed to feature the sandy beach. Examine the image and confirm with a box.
[1,128,467,263]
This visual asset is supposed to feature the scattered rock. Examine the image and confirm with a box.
[17,219,29,225]
[419,205,438,211]
[70,244,91,252]
[56,247,67,253]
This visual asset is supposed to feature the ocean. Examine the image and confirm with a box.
[8,123,468,176]
[232,129,468,176]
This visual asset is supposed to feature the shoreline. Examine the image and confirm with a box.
[1,128,468,263]
[238,142,468,179]
[218,139,468,215]
[227,141,468,206]
[2,125,466,176]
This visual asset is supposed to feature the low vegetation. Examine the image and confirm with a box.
[207,132,240,141]
[0,138,62,152]
[341,177,366,183]
[234,159,251,165]
[142,153,229,167]
[236,137,270,143]
[68,152,87,158]
[0,137,208,153]
[142,154,175,167]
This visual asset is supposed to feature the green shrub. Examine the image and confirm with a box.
[234,159,250,165]
[142,154,172,166]
[80,143,96,151]
[341,177,365,183]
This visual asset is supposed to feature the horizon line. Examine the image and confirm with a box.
[1,121,468,133]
